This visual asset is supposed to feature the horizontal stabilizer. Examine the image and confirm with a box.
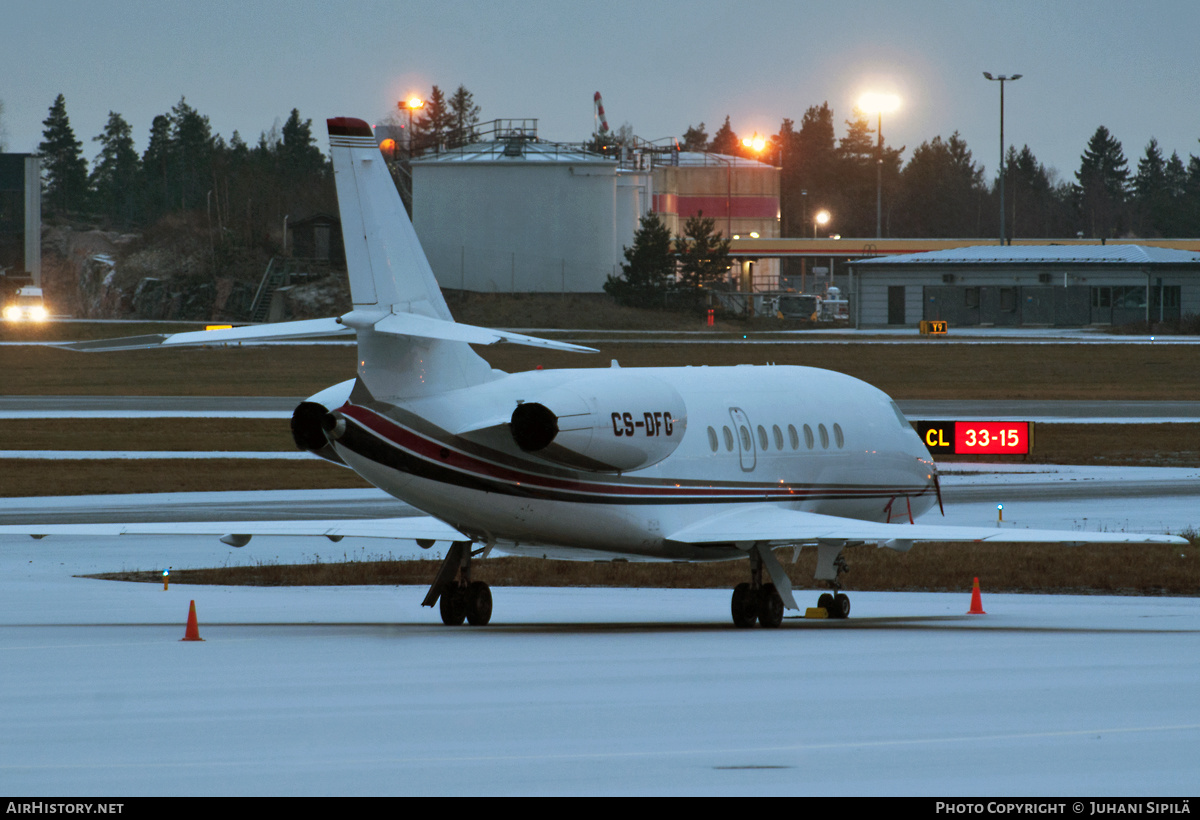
[60,314,593,354]
[666,506,1188,546]
[373,313,596,353]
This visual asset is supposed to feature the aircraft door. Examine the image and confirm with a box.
[728,407,756,472]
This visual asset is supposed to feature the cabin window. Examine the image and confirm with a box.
[818,424,830,449]
[833,423,845,448]
[707,426,718,452]
[757,425,769,450]
[803,424,814,449]
[739,426,752,451]
[723,426,734,452]
[787,424,799,449]
[773,425,784,450]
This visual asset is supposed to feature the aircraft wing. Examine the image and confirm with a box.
[665,506,1188,547]
[59,318,353,352]
[0,516,469,544]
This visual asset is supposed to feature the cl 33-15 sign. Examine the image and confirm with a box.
[915,421,1033,455]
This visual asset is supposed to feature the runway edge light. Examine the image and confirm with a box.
[182,600,204,641]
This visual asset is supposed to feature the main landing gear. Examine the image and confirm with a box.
[730,547,785,628]
[423,541,493,626]
[729,542,853,627]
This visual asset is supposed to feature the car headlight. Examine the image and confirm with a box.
[3,305,23,322]
[29,305,48,322]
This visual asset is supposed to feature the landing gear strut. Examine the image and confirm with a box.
[730,547,785,629]
[424,541,493,626]
[814,543,851,619]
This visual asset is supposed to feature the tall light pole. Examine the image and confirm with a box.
[858,93,900,238]
[983,72,1021,245]
[401,96,424,154]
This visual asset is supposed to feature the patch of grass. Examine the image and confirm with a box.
[1,418,293,452]
[0,458,369,497]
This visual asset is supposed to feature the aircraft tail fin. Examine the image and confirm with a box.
[327,117,452,319]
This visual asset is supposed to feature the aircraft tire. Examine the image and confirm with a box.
[817,592,834,612]
[731,583,758,628]
[439,586,467,626]
[758,584,784,628]
[466,581,493,626]
[830,592,851,619]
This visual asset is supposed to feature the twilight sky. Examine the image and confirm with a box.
[3,0,1198,185]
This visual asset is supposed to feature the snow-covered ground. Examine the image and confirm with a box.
[2,524,1199,795]
[1,461,1197,795]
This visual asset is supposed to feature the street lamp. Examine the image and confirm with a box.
[814,209,831,238]
[741,132,767,153]
[858,93,900,239]
[983,72,1021,245]
[401,96,424,153]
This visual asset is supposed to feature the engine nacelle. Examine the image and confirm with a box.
[510,373,686,472]
[291,378,356,465]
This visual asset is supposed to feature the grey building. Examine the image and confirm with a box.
[849,245,1200,327]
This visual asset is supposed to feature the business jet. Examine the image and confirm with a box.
[6,117,1185,628]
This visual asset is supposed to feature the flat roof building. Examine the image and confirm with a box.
[849,245,1200,328]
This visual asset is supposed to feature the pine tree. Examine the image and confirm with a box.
[141,114,173,221]
[681,122,708,152]
[675,215,731,290]
[413,85,451,153]
[90,111,140,225]
[1074,125,1129,238]
[279,109,326,179]
[39,93,90,215]
[170,97,214,210]
[604,212,675,307]
[1133,138,1169,236]
[708,116,738,155]
[894,133,985,237]
[447,85,480,149]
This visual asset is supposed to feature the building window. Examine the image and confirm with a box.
[964,287,980,309]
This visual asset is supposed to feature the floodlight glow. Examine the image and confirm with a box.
[858,92,900,115]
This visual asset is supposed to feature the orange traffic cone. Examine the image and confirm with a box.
[968,577,986,615]
[181,600,204,641]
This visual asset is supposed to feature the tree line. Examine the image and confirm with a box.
[685,106,1200,241]
[37,93,333,254]
[33,90,1200,251]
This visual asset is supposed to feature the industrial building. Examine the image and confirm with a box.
[406,120,779,293]
[848,245,1200,327]
[0,153,42,284]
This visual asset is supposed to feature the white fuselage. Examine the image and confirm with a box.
[328,364,937,561]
